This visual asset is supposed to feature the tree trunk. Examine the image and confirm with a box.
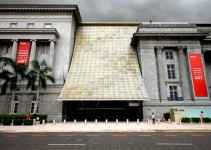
[34,87,40,114]
[10,90,16,114]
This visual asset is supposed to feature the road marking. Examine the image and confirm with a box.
[58,134,74,137]
[112,134,126,137]
[191,134,204,137]
[157,143,192,146]
[138,135,151,137]
[48,144,86,146]
[165,134,178,137]
[85,134,99,137]
[32,134,47,137]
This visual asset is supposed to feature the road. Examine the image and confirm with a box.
[0,132,211,150]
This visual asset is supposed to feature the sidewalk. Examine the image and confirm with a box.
[1,121,211,133]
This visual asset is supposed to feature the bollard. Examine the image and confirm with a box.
[53,119,56,125]
[74,119,76,125]
[126,119,129,125]
[63,119,66,125]
[11,119,14,126]
[158,119,160,125]
[137,119,139,125]
[168,119,170,125]
[147,119,150,125]
[84,119,87,125]
[116,119,118,125]
[179,119,182,125]
[95,119,97,125]
[42,119,45,125]
[105,119,108,125]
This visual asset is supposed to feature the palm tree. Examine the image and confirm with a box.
[26,60,55,114]
[0,57,27,114]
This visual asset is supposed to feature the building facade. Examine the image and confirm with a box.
[0,4,211,121]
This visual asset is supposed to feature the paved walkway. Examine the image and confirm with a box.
[1,121,211,132]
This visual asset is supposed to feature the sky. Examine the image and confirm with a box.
[0,0,210,23]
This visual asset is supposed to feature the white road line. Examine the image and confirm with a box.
[48,144,86,146]
[157,143,192,146]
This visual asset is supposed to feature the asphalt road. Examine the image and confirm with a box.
[0,132,211,150]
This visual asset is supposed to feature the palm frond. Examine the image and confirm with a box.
[46,75,56,84]
[30,60,40,72]
[1,81,9,95]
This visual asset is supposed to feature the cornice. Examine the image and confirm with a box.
[0,28,60,38]
[0,4,82,24]
[130,32,209,47]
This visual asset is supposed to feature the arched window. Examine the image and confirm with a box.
[30,96,39,114]
[10,96,19,114]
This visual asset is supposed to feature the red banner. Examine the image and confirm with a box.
[16,41,31,65]
[189,53,208,97]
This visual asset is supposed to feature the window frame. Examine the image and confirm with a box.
[169,85,179,101]
[27,23,35,28]
[9,23,18,28]
[44,23,52,28]
[167,64,176,79]
[30,96,39,114]
[165,51,174,60]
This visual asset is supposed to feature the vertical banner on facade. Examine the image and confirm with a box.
[189,53,208,97]
[16,41,31,65]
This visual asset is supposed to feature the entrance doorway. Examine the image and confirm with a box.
[63,101,143,121]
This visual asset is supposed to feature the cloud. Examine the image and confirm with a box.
[0,0,210,22]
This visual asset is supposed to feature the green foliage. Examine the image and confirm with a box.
[2,119,12,125]
[181,117,191,123]
[0,114,47,125]
[13,119,24,125]
[37,114,48,124]
[163,112,170,121]
[203,117,210,123]
[0,57,27,94]
[24,120,33,125]
[191,117,200,123]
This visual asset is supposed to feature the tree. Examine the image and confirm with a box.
[26,60,55,114]
[0,57,27,114]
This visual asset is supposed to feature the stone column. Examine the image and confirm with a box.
[11,39,18,60]
[28,39,37,70]
[48,40,56,68]
[177,46,191,101]
[155,46,167,101]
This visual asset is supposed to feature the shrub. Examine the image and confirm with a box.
[203,117,210,123]
[37,114,47,124]
[13,119,24,125]
[0,114,47,125]
[163,112,170,121]
[2,119,12,125]
[181,117,190,123]
[24,120,33,125]
[191,117,200,123]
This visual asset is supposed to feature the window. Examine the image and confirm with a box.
[27,23,35,28]
[10,96,19,114]
[4,45,12,54]
[30,96,39,114]
[165,51,174,60]
[41,44,50,54]
[169,85,179,101]
[44,23,52,28]
[10,23,18,28]
[167,64,176,79]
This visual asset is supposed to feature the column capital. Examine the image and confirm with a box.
[177,46,186,54]
[11,39,18,42]
[30,39,37,42]
[49,39,56,42]
[155,46,164,54]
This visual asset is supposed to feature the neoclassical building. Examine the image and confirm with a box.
[0,4,211,121]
